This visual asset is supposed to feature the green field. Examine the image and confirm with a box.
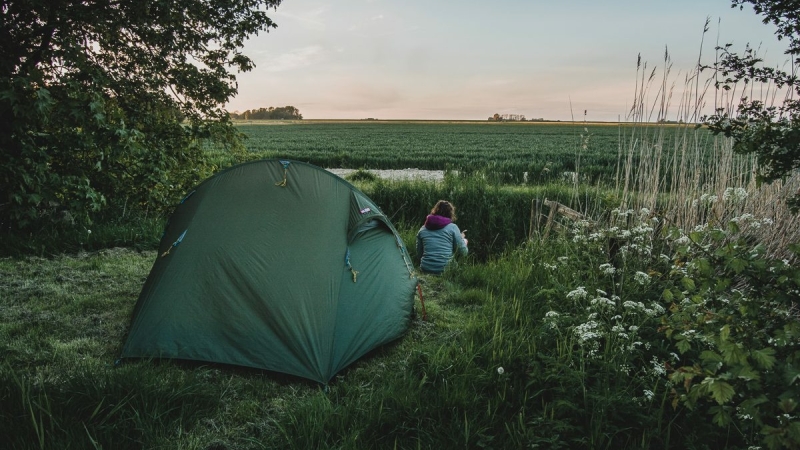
[234,121,699,184]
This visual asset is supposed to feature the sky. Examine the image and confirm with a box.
[225,0,791,122]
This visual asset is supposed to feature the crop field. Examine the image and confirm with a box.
[234,120,709,184]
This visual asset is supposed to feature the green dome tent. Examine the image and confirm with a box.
[120,160,418,383]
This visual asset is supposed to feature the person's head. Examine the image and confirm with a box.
[430,200,456,220]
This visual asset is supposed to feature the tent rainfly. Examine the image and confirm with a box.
[120,160,418,383]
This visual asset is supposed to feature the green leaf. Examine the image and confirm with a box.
[708,380,735,405]
[751,347,777,370]
[710,405,732,427]
[694,257,712,276]
[728,257,747,274]
[787,421,800,443]
[719,325,730,342]
[733,364,760,381]
[700,350,724,373]
[682,277,696,292]
[700,350,724,364]
[662,289,674,302]
[778,398,797,414]
[720,341,749,365]
[677,339,692,354]
[785,365,800,385]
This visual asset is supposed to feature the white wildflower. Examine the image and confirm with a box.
[545,311,560,318]
[723,187,748,204]
[590,297,615,308]
[634,271,651,285]
[497,366,504,375]
[731,213,755,224]
[567,287,588,300]
[574,321,601,343]
[651,356,666,376]
[699,193,718,205]
[599,263,616,275]
[643,390,655,401]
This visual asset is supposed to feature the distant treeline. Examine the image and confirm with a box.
[229,106,302,120]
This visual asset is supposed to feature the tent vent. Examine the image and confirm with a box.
[161,229,187,258]
[275,160,291,187]
[344,248,359,282]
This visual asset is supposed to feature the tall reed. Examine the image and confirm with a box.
[609,36,799,258]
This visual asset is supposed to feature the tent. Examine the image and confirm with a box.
[120,159,418,383]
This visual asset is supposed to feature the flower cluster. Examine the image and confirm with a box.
[723,187,748,204]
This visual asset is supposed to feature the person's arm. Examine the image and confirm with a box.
[452,225,468,257]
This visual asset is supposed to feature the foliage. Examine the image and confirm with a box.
[359,176,592,261]
[660,219,800,449]
[230,106,303,120]
[0,0,281,231]
[704,0,800,210]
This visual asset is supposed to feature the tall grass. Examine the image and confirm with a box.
[605,44,799,259]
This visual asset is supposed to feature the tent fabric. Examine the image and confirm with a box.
[121,160,417,383]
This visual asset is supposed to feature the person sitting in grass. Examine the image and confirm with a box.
[416,200,468,274]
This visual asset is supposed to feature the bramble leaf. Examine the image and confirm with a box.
[710,406,732,426]
[751,347,777,370]
[708,380,735,405]
[728,257,747,274]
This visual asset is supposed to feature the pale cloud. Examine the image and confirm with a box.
[261,46,325,73]
[273,6,328,32]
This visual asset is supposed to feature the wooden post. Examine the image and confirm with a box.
[529,198,541,241]
[542,199,560,240]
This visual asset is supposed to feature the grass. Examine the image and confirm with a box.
[2,177,797,448]
[7,201,785,448]
[0,250,537,449]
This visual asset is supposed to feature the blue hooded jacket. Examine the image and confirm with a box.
[416,214,468,274]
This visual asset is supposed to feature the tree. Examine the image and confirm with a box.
[704,0,800,210]
[230,106,303,120]
[0,0,282,230]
